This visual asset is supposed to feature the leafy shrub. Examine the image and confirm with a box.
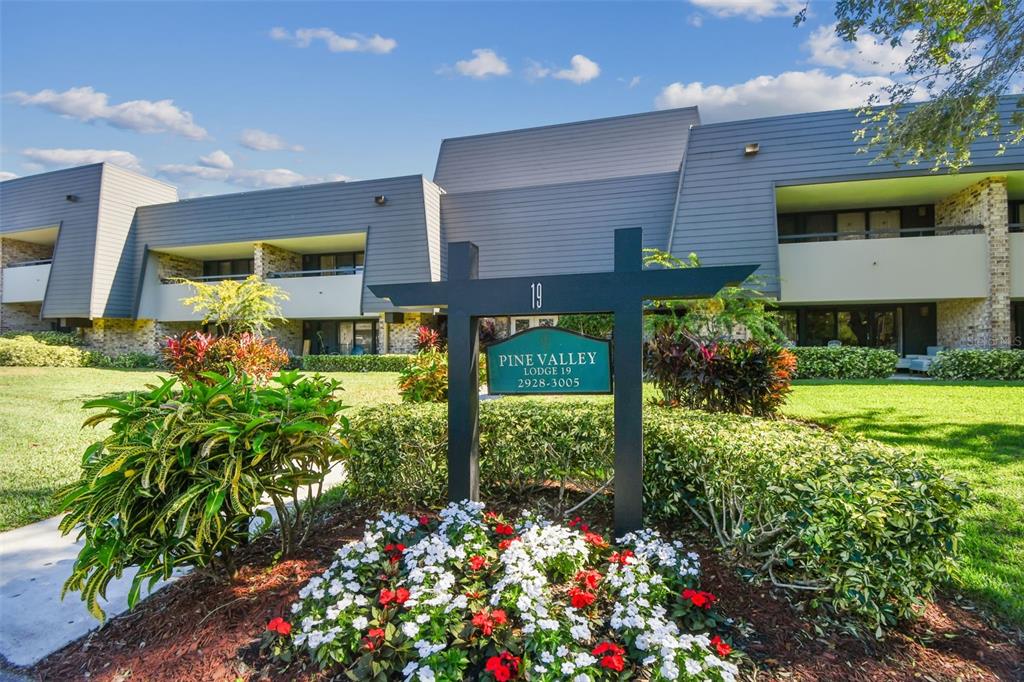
[87,351,160,369]
[398,348,449,403]
[557,313,614,338]
[0,335,90,366]
[346,402,970,632]
[790,346,899,379]
[0,330,83,346]
[645,329,795,417]
[177,275,287,335]
[929,348,1024,380]
[58,370,350,619]
[301,354,412,373]
[162,330,288,384]
[283,501,738,680]
[416,325,443,351]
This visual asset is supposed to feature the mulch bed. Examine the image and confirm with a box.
[27,502,1024,682]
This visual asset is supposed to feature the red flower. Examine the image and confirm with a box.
[485,652,520,681]
[601,654,625,671]
[592,641,625,656]
[608,550,635,565]
[362,627,386,651]
[583,531,608,548]
[379,587,410,606]
[472,608,508,636]
[419,515,430,526]
[497,537,520,551]
[395,587,410,605]
[494,523,516,536]
[575,569,602,590]
[266,617,291,636]
[384,543,407,564]
[710,635,732,657]
[592,641,625,669]
[469,555,488,571]
[682,588,717,609]
[569,587,596,609]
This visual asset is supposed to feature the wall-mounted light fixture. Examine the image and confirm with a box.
[374,195,387,206]
[744,143,760,156]
[65,194,79,202]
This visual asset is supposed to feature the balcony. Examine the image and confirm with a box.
[779,228,988,304]
[267,269,364,318]
[1012,232,1024,298]
[1,260,51,303]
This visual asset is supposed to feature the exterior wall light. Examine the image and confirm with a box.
[65,194,79,202]
[374,195,387,206]
[744,143,759,156]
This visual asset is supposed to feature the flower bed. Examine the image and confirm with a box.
[277,501,738,681]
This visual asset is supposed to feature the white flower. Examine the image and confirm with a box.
[401,621,420,638]
[352,616,368,630]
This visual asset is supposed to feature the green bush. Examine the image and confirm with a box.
[791,346,898,379]
[87,351,160,369]
[397,348,448,402]
[301,354,412,372]
[0,330,83,346]
[0,335,91,366]
[347,402,969,632]
[557,313,614,338]
[58,370,350,620]
[928,348,1024,380]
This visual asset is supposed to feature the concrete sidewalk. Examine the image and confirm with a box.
[0,463,347,670]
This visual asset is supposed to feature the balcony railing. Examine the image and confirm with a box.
[778,224,983,243]
[1011,223,1023,233]
[159,272,252,284]
[267,266,364,278]
[4,258,53,268]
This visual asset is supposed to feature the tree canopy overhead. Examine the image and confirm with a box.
[800,0,1023,170]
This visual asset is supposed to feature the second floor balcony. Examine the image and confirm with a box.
[1,259,52,303]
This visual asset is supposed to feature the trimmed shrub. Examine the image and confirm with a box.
[58,370,350,619]
[87,351,160,369]
[347,402,969,632]
[301,354,412,373]
[0,330,83,346]
[0,335,90,366]
[645,330,795,417]
[558,313,614,338]
[791,346,898,379]
[929,348,1024,380]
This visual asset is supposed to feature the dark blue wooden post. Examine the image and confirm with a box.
[613,228,644,538]
[446,242,481,502]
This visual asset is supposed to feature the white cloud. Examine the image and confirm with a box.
[553,54,601,84]
[626,75,642,89]
[452,49,510,79]
[525,60,551,81]
[0,171,18,182]
[805,24,915,76]
[687,14,704,28]
[239,128,304,152]
[655,69,895,121]
[270,27,396,54]
[20,147,144,172]
[158,155,349,189]
[198,149,234,169]
[8,86,207,140]
[687,0,804,19]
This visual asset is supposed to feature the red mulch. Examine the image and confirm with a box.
[27,504,1024,682]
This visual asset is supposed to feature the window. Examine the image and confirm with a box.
[302,319,377,355]
[203,258,253,278]
[1010,200,1023,230]
[778,310,798,344]
[792,306,905,351]
[301,251,365,275]
[777,205,933,242]
[804,310,836,346]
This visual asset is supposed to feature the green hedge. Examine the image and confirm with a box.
[0,335,158,369]
[791,346,898,379]
[301,354,412,372]
[348,402,969,631]
[928,348,1024,380]
[0,330,84,346]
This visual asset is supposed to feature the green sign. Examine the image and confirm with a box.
[485,327,612,395]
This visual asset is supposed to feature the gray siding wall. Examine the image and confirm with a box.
[93,165,178,318]
[671,100,1024,291]
[434,108,698,193]
[440,171,680,279]
[0,164,104,319]
[132,175,433,315]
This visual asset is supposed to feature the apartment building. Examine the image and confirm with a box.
[2,100,1022,356]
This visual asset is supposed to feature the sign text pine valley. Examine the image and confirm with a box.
[486,327,612,394]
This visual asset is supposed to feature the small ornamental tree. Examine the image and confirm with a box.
[178,275,288,336]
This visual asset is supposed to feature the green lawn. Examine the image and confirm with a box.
[0,367,399,531]
[785,380,1024,626]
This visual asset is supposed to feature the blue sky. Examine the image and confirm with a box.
[1,1,904,196]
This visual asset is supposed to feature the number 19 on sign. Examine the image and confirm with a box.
[531,282,543,310]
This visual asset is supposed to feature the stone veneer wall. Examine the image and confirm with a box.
[270,319,303,356]
[935,176,1011,347]
[84,319,160,356]
[255,243,301,277]
[380,313,424,354]
[156,252,203,280]
[1,238,56,334]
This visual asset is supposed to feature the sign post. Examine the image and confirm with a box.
[371,227,756,536]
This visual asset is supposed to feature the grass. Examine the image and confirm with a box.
[784,379,1024,627]
[0,367,400,531]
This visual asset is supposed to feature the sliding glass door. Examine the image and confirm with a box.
[302,319,378,355]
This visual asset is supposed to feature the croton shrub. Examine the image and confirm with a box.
[928,348,1024,380]
[276,501,739,681]
[58,370,350,619]
[162,330,289,384]
[347,402,970,632]
[789,346,898,379]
